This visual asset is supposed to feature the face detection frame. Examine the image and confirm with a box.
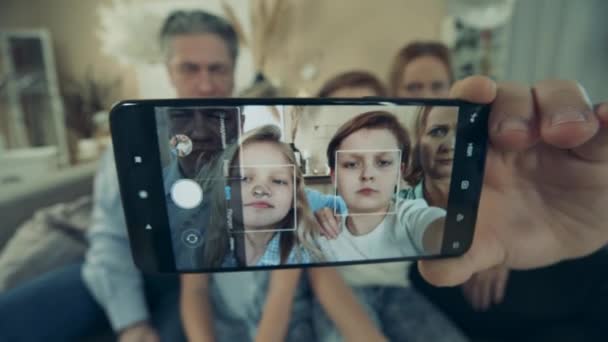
[225,163,298,234]
[333,148,403,217]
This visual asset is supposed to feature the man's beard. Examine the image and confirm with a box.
[194,150,221,172]
[177,150,220,179]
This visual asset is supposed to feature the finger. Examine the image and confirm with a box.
[574,102,608,162]
[331,213,342,236]
[449,75,497,104]
[470,277,483,311]
[465,279,480,310]
[488,82,540,152]
[533,80,599,149]
[327,211,340,238]
[479,274,492,311]
[323,217,337,239]
[418,227,506,286]
[323,209,340,237]
[461,278,475,305]
[322,208,340,238]
[316,217,328,237]
[315,210,334,238]
[493,268,509,305]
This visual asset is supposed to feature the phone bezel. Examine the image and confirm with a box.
[110,97,489,273]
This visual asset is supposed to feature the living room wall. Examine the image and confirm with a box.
[0,0,140,101]
[0,0,446,100]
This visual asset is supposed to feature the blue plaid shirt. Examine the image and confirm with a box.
[222,232,311,267]
[220,189,344,267]
[257,233,311,266]
[399,181,424,200]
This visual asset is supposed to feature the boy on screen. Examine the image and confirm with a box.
[318,111,447,261]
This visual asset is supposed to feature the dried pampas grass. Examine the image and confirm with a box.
[97,0,165,65]
[222,0,289,75]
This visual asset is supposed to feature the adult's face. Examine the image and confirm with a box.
[167,33,235,98]
[396,55,451,98]
[327,86,380,98]
[165,33,238,177]
[419,106,458,180]
[168,107,240,178]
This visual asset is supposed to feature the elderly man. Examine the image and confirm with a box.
[0,10,239,341]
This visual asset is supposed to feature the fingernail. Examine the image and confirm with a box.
[551,108,588,126]
[488,79,498,96]
[498,117,529,133]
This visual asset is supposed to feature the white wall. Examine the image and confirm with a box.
[503,0,608,102]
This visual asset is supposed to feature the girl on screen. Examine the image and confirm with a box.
[199,125,323,267]
[318,110,446,261]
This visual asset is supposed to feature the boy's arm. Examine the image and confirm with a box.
[397,199,446,254]
[305,188,346,238]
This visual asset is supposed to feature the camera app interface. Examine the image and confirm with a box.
[154,104,463,270]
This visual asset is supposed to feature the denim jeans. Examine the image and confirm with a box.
[313,285,469,342]
[0,262,184,341]
[410,248,608,342]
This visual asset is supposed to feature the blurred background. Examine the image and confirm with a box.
[0,0,606,324]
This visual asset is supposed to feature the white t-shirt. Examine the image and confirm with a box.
[318,199,446,287]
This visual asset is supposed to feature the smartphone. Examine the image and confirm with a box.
[110,98,489,273]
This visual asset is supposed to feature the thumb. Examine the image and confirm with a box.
[449,75,497,104]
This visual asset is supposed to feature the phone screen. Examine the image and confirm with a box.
[111,99,488,272]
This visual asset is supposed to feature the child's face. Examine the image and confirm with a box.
[237,141,295,230]
[334,128,401,214]
[420,106,457,180]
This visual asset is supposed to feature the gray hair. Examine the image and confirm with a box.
[159,10,238,63]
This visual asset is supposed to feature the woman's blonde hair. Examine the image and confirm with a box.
[198,125,323,267]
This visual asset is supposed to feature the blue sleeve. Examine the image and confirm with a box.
[304,188,347,215]
[81,149,149,331]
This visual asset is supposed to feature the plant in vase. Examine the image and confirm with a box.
[62,66,123,163]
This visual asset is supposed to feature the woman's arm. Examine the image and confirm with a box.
[308,268,387,342]
[180,274,215,342]
[255,269,303,342]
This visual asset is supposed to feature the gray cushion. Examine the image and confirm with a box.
[0,196,92,292]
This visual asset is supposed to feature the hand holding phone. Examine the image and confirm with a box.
[109,98,489,273]
[419,76,608,287]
